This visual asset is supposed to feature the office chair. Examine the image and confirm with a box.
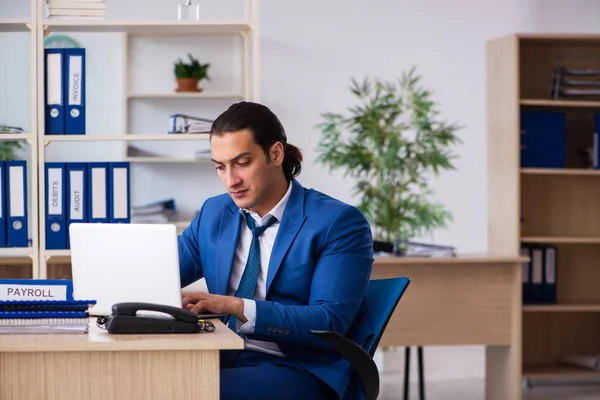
[311,277,410,400]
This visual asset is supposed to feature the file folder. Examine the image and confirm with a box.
[45,163,67,249]
[594,113,600,169]
[66,162,88,248]
[530,246,544,303]
[543,245,557,304]
[109,162,130,223]
[64,48,86,135]
[44,48,65,135]
[0,161,7,248]
[520,111,565,168]
[6,161,27,248]
[521,245,532,304]
[87,162,109,224]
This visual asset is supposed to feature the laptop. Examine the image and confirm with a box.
[69,223,183,316]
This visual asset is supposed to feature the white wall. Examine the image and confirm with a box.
[1,0,600,252]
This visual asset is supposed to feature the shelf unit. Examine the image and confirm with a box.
[0,0,259,280]
[488,33,600,387]
[0,1,38,279]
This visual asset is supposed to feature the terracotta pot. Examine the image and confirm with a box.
[175,77,201,92]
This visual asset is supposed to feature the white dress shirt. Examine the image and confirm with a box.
[226,181,293,357]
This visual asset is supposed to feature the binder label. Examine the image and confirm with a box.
[9,166,24,218]
[70,170,84,220]
[47,53,62,106]
[68,55,82,107]
[0,284,67,301]
[113,168,128,219]
[48,168,62,215]
[91,167,107,219]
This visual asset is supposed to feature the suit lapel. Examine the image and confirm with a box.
[216,201,242,295]
[266,179,307,294]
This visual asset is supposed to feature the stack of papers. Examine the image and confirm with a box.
[0,300,96,334]
[47,0,107,20]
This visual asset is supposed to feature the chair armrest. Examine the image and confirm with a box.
[310,330,379,400]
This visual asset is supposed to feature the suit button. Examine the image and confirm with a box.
[266,326,272,332]
[284,329,289,335]
[278,328,284,334]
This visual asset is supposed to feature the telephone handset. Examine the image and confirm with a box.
[97,302,220,334]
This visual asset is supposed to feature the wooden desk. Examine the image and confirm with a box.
[0,318,244,400]
[371,254,527,400]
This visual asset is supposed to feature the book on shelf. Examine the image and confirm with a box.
[47,1,107,20]
[131,199,196,224]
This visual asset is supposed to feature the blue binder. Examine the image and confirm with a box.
[6,161,27,248]
[0,161,7,248]
[45,162,67,250]
[109,162,130,223]
[66,162,88,249]
[64,48,86,135]
[87,162,109,223]
[44,48,65,135]
[520,110,566,168]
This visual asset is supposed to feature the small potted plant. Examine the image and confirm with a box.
[173,53,210,92]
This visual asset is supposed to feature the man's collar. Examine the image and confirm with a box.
[240,180,293,225]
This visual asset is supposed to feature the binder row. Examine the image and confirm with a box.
[44,47,86,135]
[521,244,557,304]
[0,161,28,248]
[45,162,130,250]
[520,110,600,169]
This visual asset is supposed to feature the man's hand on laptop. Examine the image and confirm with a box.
[181,293,247,323]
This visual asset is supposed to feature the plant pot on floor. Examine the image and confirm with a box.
[176,78,201,92]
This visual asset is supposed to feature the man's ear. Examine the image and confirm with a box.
[270,142,285,166]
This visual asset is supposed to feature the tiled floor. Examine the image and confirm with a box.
[377,346,600,399]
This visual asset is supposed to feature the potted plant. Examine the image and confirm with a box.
[315,67,462,254]
[173,53,210,92]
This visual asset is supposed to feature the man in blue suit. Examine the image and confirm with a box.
[178,102,373,399]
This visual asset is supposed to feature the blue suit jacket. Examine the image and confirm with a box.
[178,178,374,399]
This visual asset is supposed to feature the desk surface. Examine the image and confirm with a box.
[0,318,244,353]
[373,253,528,265]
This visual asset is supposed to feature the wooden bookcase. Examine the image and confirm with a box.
[488,33,600,384]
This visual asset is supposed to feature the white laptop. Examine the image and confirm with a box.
[69,223,183,316]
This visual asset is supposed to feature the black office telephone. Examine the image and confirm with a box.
[96,302,223,334]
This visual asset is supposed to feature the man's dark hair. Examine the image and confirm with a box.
[210,101,302,181]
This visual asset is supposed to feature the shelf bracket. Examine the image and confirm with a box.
[43,25,49,37]
[25,23,32,32]
[44,140,50,147]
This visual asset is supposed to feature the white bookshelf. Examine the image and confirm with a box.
[0,0,260,279]
[43,20,255,35]
[0,1,39,278]
[127,92,244,100]
[0,18,31,32]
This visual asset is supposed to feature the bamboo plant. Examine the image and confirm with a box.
[316,67,462,248]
